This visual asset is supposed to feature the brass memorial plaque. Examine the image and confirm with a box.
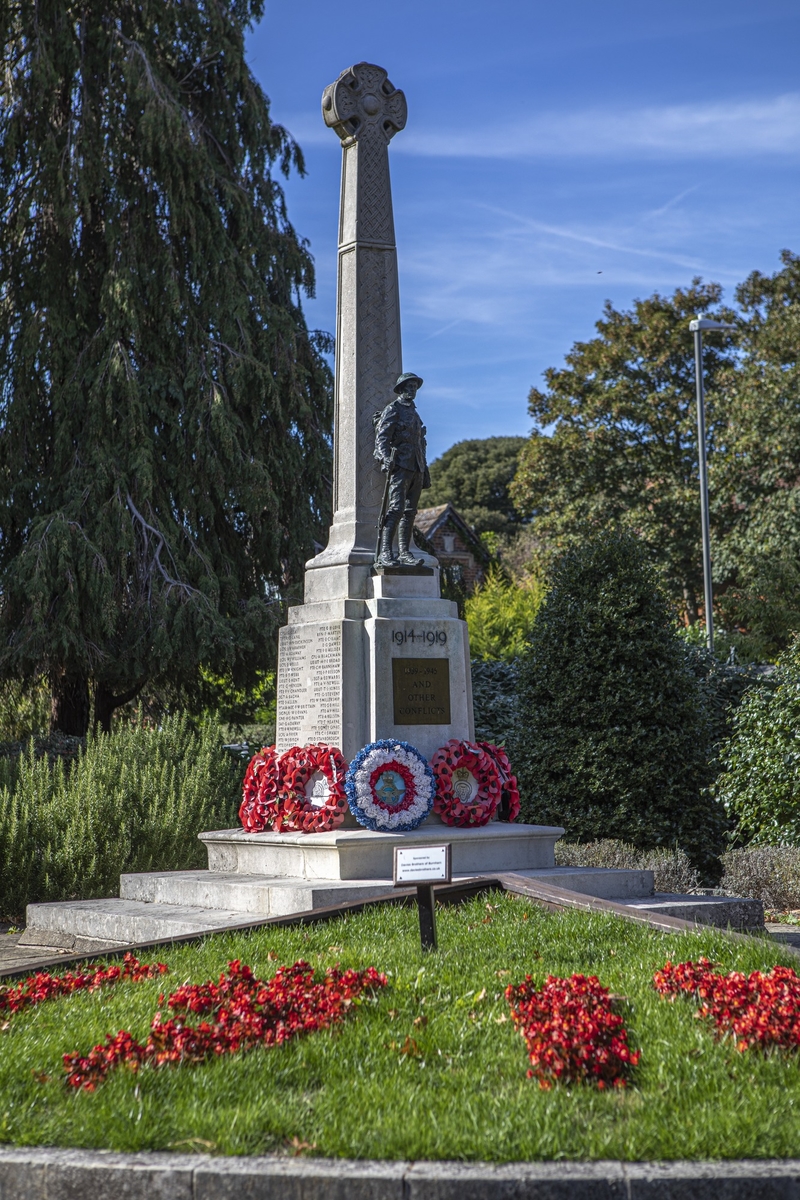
[392,658,451,725]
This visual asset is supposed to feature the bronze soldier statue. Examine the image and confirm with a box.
[373,372,430,567]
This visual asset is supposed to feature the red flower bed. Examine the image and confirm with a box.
[63,958,386,1090]
[506,973,639,1089]
[0,954,167,1018]
[654,957,800,1054]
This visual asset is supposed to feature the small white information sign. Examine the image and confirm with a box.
[393,844,451,886]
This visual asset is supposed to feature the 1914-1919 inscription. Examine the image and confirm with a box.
[276,623,342,747]
[392,658,451,725]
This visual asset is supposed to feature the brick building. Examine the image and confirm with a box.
[414,503,489,593]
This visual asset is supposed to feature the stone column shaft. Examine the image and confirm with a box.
[305,63,408,600]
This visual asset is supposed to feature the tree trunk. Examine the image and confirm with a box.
[93,681,146,734]
[50,671,90,736]
[683,584,699,626]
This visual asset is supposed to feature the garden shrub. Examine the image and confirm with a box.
[471,658,519,744]
[555,839,700,894]
[714,635,800,844]
[0,714,240,919]
[509,530,724,877]
[465,567,544,661]
[720,846,800,910]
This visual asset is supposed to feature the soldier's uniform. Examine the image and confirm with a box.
[374,372,429,566]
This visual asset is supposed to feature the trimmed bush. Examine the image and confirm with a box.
[471,658,519,744]
[509,530,724,876]
[555,839,700,894]
[720,846,800,910]
[0,714,240,919]
[714,636,800,844]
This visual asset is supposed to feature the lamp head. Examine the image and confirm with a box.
[689,318,738,333]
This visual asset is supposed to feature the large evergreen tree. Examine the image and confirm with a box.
[0,0,332,733]
[508,531,723,876]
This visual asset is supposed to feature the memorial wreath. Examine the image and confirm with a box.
[430,738,501,827]
[345,739,435,831]
[274,743,349,833]
[239,744,348,834]
[239,745,281,833]
[477,741,521,822]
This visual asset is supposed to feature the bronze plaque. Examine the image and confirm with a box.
[392,658,451,725]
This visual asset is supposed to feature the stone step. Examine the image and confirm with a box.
[120,871,395,916]
[514,867,654,900]
[619,893,764,931]
[19,899,248,951]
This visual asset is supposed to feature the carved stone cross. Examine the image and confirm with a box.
[305,63,421,602]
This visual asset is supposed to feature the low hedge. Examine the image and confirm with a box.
[0,714,240,920]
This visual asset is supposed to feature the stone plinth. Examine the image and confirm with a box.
[199,822,565,882]
[275,587,473,761]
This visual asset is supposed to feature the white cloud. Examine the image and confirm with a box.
[397,94,800,160]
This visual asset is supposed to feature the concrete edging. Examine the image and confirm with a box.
[2,1146,800,1199]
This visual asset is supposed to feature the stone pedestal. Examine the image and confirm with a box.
[276,575,473,761]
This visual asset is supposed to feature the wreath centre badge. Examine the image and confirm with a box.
[305,771,331,808]
[451,766,479,804]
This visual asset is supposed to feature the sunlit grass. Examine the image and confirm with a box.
[2,893,800,1161]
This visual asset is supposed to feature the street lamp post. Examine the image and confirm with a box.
[688,317,737,653]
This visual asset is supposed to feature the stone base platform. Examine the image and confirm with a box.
[198,821,565,880]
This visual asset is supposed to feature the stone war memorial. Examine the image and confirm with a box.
[19,64,761,950]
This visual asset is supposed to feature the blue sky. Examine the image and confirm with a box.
[248,0,800,459]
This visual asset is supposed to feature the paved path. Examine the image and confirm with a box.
[2,1146,800,1198]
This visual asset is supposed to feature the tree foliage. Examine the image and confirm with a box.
[509,531,724,876]
[426,436,527,535]
[0,0,332,733]
[510,283,737,625]
[714,251,800,658]
[714,636,800,846]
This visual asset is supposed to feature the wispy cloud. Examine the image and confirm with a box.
[396,94,800,160]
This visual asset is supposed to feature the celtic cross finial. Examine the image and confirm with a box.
[322,63,407,145]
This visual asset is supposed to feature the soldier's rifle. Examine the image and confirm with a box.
[375,446,397,561]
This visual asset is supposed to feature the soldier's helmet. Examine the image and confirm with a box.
[393,372,423,394]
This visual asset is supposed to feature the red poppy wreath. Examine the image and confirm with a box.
[430,739,501,827]
[276,743,349,833]
[477,742,521,822]
[239,745,281,832]
[239,744,348,834]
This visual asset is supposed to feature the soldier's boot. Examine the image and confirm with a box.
[375,514,399,567]
[397,514,424,567]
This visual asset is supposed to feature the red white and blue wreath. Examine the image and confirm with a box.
[345,740,436,831]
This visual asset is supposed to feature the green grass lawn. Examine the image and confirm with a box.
[2,892,800,1161]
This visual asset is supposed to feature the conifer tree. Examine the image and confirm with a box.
[509,530,724,876]
[0,0,332,733]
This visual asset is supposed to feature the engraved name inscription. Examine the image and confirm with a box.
[276,623,342,747]
[392,658,451,725]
